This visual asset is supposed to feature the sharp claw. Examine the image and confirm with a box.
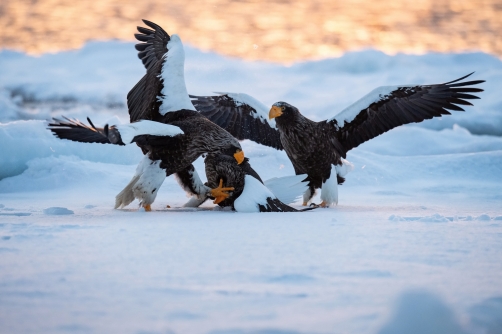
[210,179,234,201]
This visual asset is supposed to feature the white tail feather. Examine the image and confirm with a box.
[264,174,308,204]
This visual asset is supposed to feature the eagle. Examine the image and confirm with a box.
[49,117,310,212]
[190,73,484,207]
[49,20,246,211]
[204,154,314,212]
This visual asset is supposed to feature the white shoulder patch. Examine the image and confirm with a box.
[234,175,275,213]
[330,85,415,126]
[116,120,184,144]
[215,92,276,128]
[158,34,196,114]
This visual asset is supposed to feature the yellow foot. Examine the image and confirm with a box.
[143,204,152,211]
[302,202,308,206]
[210,179,234,204]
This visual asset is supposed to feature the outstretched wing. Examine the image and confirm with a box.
[127,20,170,123]
[134,19,170,71]
[190,93,283,150]
[330,73,484,152]
[48,117,124,145]
[128,20,193,122]
[48,117,183,145]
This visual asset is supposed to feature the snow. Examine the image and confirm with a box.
[0,41,501,334]
[43,207,74,215]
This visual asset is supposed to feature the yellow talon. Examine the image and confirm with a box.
[210,179,234,204]
[302,202,308,206]
[143,204,152,211]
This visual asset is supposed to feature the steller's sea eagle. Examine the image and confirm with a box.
[190,73,484,207]
[49,20,246,210]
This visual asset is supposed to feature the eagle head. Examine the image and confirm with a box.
[269,102,300,125]
[221,144,245,165]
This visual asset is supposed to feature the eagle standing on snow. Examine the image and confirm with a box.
[49,20,246,211]
[190,74,484,207]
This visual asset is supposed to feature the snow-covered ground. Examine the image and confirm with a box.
[0,42,501,334]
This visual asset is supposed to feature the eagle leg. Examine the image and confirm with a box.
[210,179,235,204]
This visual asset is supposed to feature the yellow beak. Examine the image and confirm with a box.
[234,150,245,165]
[269,106,283,119]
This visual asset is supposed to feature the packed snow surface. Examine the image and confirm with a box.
[0,42,501,334]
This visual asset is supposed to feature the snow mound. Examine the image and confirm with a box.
[378,290,467,334]
[476,214,491,221]
[0,120,142,180]
[469,297,502,334]
[43,207,74,215]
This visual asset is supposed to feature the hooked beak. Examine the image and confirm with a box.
[234,150,245,165]
[269,106,283,119]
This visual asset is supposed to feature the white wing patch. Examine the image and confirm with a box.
[234,175,276,212]
[116,120,184,144]
[330,85,415,126]
[264,174,308,204]
[214,92,277,128]
[158,34,197,114]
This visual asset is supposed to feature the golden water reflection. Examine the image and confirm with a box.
[1,0,501,63]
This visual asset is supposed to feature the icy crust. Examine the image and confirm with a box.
[158,35,196,114]
[214,92,277,128]
[234,175,276,212]
[115,120,184,144]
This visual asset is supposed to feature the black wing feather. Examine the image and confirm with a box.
[334,73,484,152]
[134,19,170,71]
[190,94,283,150]
[48,117,125,145]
